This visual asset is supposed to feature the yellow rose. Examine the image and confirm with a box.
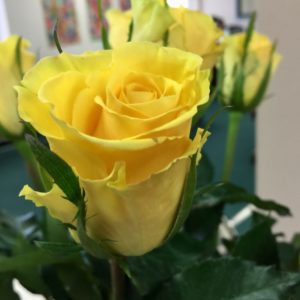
[106,6,223,69]
[0,35,35,135]
[18,42,209,256]
[221,32,281,107]
[168,7,223,69]
[107,0,173,49]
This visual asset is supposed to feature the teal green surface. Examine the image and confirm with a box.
[200,101,255,218]
[0,143,39,215]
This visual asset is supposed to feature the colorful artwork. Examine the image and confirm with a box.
[87,0,111,39]
[41,0,80,45]
[119,0,131,10]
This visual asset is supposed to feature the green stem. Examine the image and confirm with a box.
[110,259,125,300]
[222,111,242,182]
[13,138,42,189]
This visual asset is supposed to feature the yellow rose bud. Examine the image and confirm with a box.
[107,0,173,48]
[0,35,35,135]
[168,7,224,69]
[18,42,209,256]
[106,9,132,48]
[221,32,281,108]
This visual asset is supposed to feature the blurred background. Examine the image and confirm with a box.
[0,0,299,239]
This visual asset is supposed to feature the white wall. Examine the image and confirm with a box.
[256,0,300,238]
[0,0,9,39]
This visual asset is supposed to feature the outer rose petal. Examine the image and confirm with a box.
[20,184,77,224]
[48,128,200,184]
[0,35,35,135]
[21,51,112,94]
[20,130,206,256]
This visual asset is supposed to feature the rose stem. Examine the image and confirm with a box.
[222,111,243,181]
[110,259,125,300]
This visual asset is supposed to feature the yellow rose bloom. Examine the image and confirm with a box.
[18,42,209,256]
[106,6,223,69]
[0,35,35,135]
[222,32,281,106]
[168,7,223,69]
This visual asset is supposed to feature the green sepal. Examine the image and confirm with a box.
[76,198,112,259]
[241,12,256,65]
[246,42,277,111]
[163,30,169,47]
[127,19,134,42]
[97,0,111,49]
[216,56,226,104]
[53,20,63,54]
[231,12,257,111]
[26,135,82,205]
[164,154,197,241]
[231,64,245,110]
[15,36,24,78]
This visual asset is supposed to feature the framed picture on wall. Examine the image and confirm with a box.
[41,0,80,46]
[237,0,255,18]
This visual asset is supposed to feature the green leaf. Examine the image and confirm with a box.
[165,154,197,241]
[156,257,300,300]
[56,263,104,300]
[124,233,206,295]
[195,183,291,216]
[26,135,82,205]
[15,268,49,297]
[292,233,300,250]
[232,220,279,266]
[185,204,223,249]
[0,274,20,300]
[0,249,78,272]
[42,266,72,300]
[278,242,299,272]
[35,241,82,255]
